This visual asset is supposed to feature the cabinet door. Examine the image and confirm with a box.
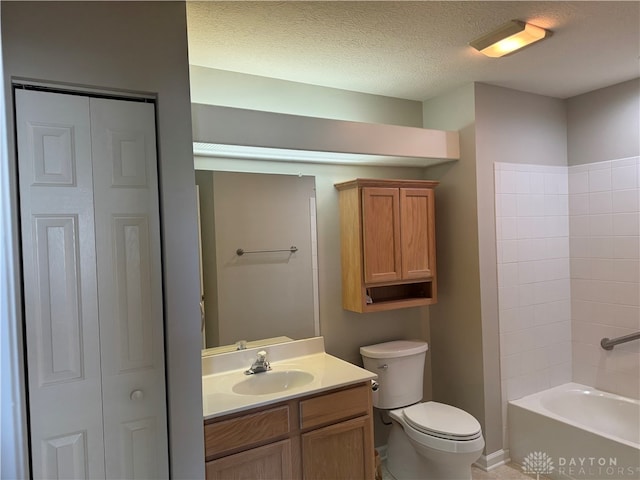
[302,417,374,480]
[206,440,293,480]
[400,188,436,280]
[362,187,401,284]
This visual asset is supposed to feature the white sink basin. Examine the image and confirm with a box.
[232,370,314,395]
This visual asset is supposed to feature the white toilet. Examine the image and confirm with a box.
[360,340,484,480]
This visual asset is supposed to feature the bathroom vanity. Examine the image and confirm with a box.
[202,337,377,480]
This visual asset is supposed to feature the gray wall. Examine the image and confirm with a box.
[567,78,640,165]
[474,83,568,456]
[195,171,219,348]
[2,2,203,477]
[422,84,491,451]
[190,65,424,126]
[211,171,316,346]
[421,83,568,459]
[475,84,568,167]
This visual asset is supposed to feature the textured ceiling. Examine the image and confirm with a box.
[186,1,640,102]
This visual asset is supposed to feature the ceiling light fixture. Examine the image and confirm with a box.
[470,20,551,58]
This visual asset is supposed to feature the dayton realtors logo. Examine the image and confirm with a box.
[557,456,639,478]
[522,451,640,479]
[522,451,555,479]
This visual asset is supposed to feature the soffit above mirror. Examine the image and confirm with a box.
[192,104,459,168]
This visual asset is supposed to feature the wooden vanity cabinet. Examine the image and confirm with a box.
[204,382,375,480]
[335,178,439,312]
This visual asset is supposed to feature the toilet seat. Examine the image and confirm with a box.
[402,402,482,441]
[389,404,485,454]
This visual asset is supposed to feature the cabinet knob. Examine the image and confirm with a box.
[130,389,144,401]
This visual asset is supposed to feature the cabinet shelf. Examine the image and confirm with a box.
[366,281,434,309]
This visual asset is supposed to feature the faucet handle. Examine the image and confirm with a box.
[244,350,270,375]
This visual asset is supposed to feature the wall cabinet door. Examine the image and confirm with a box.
[301,416,374,480]
[362,187,401,284]
[400,187,436,280]
[363,187,436,284]
[16,89,168,479]
[206,440,293,480]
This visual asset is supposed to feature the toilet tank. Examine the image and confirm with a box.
[360,340,428,409]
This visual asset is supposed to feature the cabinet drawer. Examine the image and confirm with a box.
[300,384,370,430]
[205,405,290,458]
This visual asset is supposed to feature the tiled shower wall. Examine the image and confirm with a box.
[494,163,572,446]
[495,157,640,449]
[569,157,640,400]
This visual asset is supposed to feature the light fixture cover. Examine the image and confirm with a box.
[470,20,550,57]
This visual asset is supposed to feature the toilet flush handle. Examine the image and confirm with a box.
[378,364,388,370]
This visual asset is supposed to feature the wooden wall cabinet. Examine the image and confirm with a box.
[335,178,439,313]
[204,383,375,480]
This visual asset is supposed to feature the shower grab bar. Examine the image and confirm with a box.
[236,246,298,256]
[600,331,640,350]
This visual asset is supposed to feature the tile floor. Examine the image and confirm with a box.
[471,463,550,479]
[381,461,549,480]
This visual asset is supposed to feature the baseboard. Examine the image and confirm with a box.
[380,443,508,472]
[474,449,509,471]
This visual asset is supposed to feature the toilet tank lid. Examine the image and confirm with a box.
[360,340,428,359]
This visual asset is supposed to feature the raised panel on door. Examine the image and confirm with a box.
[89,97,169,479]
[301,417,373,480]
[16,89,106,479]
[361,187,401,284]
[400,188,436,280]
[206,440,293,480]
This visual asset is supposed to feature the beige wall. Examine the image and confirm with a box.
[2,2,203,477]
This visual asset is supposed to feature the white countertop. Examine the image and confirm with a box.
[202,337,376,420]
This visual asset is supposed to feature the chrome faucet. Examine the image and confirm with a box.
[244,350,271,375]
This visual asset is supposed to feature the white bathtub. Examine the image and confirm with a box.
[508,383,640,480]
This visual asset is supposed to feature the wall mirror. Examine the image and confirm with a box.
[196,170,320,355]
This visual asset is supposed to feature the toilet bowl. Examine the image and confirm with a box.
[360,340,485,480]
[387,402,484,480]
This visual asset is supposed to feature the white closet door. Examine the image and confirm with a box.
[16,90,106,479]
[17,90,169,480]
[89,97,168,479]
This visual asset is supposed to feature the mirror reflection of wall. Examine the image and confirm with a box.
[195,171,319,349]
